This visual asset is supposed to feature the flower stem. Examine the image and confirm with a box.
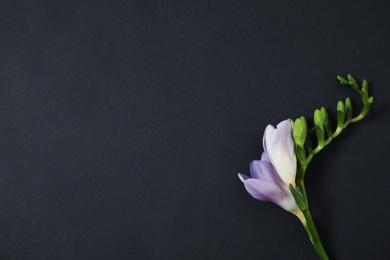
[301,209,329,260]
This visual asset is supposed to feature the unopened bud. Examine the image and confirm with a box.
[320,107,331,136]
[347,74,360,92]
[337,101,345,128]
[314,109,325,147]
[362,79,368,88]
[345,98,353,121]
[293,117,307,147]
[361,84,369,103]
[337,75,349,85]
[361,97,374,116]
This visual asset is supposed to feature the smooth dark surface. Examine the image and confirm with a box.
[0,1,389,259]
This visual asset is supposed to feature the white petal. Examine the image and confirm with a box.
[263,119,297,185]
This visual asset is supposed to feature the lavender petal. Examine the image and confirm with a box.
[243,178,284,204]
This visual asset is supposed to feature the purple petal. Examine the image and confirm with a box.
[261,152,270,162]
[238,173,250,183]
[249,160,280,184]
[243,178,283,204]
[243,179,299,212]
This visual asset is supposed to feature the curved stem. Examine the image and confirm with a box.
[350,114,364,123]
[301,209,329,260]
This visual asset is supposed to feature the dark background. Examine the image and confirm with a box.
[0,1,389,259]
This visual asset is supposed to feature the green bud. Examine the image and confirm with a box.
[362,79,368,88]
[314,109,325,147]
[361,96,374,116]
[293,117,307,147]
[337,101,345,128]
[337,75,349,85]
[345,97,353,121]
[347,74,360,92]
[320,107,332,137]
[361,84,369,103]
[314,109,324,126]
[289,184,308,211]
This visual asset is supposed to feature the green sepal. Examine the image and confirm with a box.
[295,144,307,166]
[337,101,345,128]
[347,74,360,92]
[320,107,332,137]
[289,184,308,211]
[305,134,313,154]
[345,97,353,121]
[314,109,325,147]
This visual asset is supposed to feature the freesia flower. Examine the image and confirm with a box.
[237,75,373,260]
[238,119,304,220]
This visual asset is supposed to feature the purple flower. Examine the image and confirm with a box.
[238,120,303,217]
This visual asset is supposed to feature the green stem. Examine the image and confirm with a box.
[350,114,364,123]
[296,165,308,205]
[302,209,329,260]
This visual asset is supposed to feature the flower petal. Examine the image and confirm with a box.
[263,119,297,185]
[262,124,274,155]
[238,173,250,183]
[261,152,270,162]
[243,178,283,203]
[249,160,281,184]
[244,179,299,213]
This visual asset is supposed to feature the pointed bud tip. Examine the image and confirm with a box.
[314,109,325,125]
[362,79,368,87]
[337,100,345,111]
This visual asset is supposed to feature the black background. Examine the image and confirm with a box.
[0,1,389,259]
